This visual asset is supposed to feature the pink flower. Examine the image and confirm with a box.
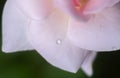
[2,0,120,76]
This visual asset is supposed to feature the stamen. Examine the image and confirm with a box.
[73,0,89,11]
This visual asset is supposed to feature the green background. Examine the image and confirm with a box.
[0,0,120,78]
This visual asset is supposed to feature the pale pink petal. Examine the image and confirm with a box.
[84,0,120,14]
[54,0,89,21]
[2,0,33,52]
[27,9,91,73]
[81,52,97,76]
[68,3,120,51]
[14,0,54,20]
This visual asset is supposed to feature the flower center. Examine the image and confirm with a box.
[73,0,88,11]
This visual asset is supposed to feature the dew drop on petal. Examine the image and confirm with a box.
[56,39,62,45]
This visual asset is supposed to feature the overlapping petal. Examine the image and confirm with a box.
[68,2,120,51]
[84,0,120,14]
[54,0,89,21]
[2,0,113,75]
[14,0,54,20]
[27,9,93,73]
[81,52,96,76]
[2,0,33,52]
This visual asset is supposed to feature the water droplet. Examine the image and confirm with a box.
[56,39,62,45]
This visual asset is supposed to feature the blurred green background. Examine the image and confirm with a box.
[0,0,120,78]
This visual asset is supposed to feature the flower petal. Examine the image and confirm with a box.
[68,3,120,51]
[81,52,96,76]
[14,0,54,20]
[54,0,89,21]
[2,0,33,52]
[27,9,91,73]
[84,0,120,14]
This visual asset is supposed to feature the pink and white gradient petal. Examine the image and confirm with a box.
[84,0,120,14]
[54,0,89,21]
[68,3,120,51]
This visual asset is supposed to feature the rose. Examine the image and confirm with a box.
[2,0,120,76]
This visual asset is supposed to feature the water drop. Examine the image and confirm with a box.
[56,39,62,45]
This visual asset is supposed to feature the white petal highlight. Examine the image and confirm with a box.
[81,52,97,76]
[68,3,120,51]
[27,9,91,73]
[2,0,33,52]
[14,0,54,20]
[84,0,120,14]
